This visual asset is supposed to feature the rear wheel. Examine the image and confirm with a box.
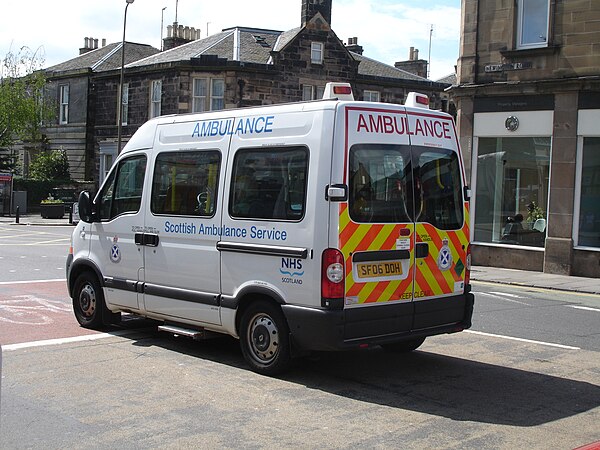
[72,272,108,329]
[381,337,426,353]
[240,301,291,376]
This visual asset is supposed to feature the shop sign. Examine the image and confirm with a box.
[0,173,12,182]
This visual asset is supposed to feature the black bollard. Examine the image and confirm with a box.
[15,205,19,224]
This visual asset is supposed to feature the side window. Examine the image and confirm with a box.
[414,147,463,230]
[97,155,146,221]
[230,147,308,221]
[349,144,413,223]
[151,151,221,217]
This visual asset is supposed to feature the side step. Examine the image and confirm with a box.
[158,324,207,340]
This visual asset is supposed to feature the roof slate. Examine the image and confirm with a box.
[351,53,429,82]
[46,42,159,73]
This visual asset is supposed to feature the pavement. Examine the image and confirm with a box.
[1,213,598,295]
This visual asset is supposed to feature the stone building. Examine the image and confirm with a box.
[40,0,449,187]
[452,0,600,277]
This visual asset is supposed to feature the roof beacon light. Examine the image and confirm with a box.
[323,82,354,101]
[405,92,430,109]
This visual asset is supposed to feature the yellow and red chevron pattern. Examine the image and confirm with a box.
[414,204,470,299]
[338,204,414,304]
[338,202,470,305]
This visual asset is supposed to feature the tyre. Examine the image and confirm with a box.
[240,301,291,376]
[381,337,426,353]
[72,272,107,329]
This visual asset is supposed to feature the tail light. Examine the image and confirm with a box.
[321,248,345,307]
[464,244,472,288]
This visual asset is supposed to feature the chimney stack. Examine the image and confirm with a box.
[346,37,363,55]
[163,21,201,51]
[395,46,428,78]
[301,0,332,26]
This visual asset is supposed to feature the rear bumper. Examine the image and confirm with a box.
[282,291,474,352]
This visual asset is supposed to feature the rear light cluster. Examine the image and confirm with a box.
[333,85,352,95]
[321,248,345,302]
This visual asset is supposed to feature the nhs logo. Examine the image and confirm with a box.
[280,258,304,285]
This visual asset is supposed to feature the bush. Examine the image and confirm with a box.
[29,149,70,181]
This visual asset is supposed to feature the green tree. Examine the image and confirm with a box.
[0,46,53,173]
[28,148,70,181]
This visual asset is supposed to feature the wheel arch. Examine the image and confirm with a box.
[68,259,103,298]
[230,285,286,336]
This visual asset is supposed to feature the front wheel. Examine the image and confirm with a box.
[381,337,426,353]
[240,301,291,376]
[72,272,108,329]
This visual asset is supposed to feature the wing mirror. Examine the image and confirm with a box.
[77,191,94,223]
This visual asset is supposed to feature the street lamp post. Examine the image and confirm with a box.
[117,0,135,154]
[161,7,167,51]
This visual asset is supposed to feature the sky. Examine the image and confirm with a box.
[1,0,461,81]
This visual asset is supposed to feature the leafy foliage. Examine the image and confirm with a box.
[28,148,70,181]
[0,46,54,172]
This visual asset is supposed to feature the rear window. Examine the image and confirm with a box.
[414,147,464,230]
[349,144,413,223]
[349,144,464,229]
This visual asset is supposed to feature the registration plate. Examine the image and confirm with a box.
[356,261,403,280]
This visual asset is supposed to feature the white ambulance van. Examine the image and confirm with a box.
[67,83,474,375]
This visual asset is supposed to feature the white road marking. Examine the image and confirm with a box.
[489,291,524,299]
[477,292,530,306]
[566,305,600,313]
[2,331,135,351]
[0,278,66,285]
[466,330,580,350]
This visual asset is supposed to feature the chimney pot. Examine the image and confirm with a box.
[84,37,89,48]
[414,49,419,60]
[102,38,106,47]
[93,38,98,49]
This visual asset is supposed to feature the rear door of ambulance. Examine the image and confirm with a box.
[405,108,470,329]
[333,103,417,338]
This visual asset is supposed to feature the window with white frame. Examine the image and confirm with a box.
[59,84,69,124]
[311,42,324,64]
[120,83,129,126]
[193,78,224,112]
[302,84,325,101]
[150,80,162,118]
[192,78,207,112]
[364,90,380,102]
[516,0,550,49]
[211,79,225,111]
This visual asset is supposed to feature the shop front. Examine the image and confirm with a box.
[458,90,600,278]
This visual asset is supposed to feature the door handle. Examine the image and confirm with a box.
[135,233,160,247]
[415,242,429,258]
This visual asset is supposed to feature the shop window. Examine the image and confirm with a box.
[151,150,221,217]
[577,137,600,248]
[516,0,550,49]
[474,137,550,247]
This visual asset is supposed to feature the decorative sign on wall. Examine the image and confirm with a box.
[484,62,533,72]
